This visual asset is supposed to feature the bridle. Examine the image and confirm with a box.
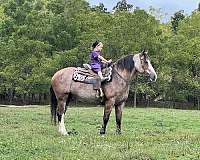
[139,53,149,74]
[112,53,149,85]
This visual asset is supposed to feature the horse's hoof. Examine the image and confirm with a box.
[116,131,122,135]
[68,129,78,135]
[100,128,105,135]
[58,124,68,135]
[116,129,122,135]
[59,128,68,136]
[61,131,68,136]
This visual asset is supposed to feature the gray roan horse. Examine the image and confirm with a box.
[50,50,157,135]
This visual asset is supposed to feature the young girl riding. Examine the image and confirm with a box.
[89,40,112,81]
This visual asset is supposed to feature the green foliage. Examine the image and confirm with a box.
[157,11,200,104]
[0,0,199,105]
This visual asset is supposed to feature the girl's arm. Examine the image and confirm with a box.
[98,55,111,64]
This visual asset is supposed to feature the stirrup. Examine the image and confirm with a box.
[101,77,109,82]
[96,90,100,98]
[99,88,104,97]
[96,89,104,98]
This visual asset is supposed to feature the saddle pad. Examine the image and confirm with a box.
[72,67,112,83]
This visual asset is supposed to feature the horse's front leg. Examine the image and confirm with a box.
[115,102,125,134]
[100,99,114,135]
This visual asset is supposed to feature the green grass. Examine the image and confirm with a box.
[0,106,200,160]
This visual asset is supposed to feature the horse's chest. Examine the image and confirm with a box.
[104,84,129,102]
[115,91,129,102]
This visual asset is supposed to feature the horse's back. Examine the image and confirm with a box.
[51,67,76,94]
[52,67,76,80]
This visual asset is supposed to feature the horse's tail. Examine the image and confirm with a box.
[50,85,57,125]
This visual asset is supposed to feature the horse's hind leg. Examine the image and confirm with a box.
[64,93,72,114]
[57,95,69,135]
[115,102,125,134]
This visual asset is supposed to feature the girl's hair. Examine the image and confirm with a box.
[92,40,101,49]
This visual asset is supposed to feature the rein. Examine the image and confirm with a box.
[112,67,135,85]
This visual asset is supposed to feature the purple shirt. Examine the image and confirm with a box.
[89,51,102,72]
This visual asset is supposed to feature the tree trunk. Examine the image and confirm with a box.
[23,94,26,104]
[8,89,15,104]
[39,93,42,104]
[146,95,150,107]
[31,93,35,103]
[134,90,137,108]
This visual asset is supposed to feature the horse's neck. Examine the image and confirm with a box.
[113,66,135,82]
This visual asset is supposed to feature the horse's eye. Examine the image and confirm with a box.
[144,61,148,64]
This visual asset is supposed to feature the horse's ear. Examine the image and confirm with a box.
[140,49,146,58]
[142,49,148,55]
[140,49,148,60]
[141,49,145,54]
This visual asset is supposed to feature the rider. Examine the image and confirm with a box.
[90,40,112,82]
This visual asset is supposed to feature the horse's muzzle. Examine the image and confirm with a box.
[149,73,157,82]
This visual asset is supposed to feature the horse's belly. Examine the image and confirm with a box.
[75,92,97,100]
[70,82,98,101]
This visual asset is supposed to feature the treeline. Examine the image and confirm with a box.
[0,0,200,108]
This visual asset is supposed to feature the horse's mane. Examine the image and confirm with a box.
[115,54,135,73]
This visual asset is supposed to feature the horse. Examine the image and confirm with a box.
[50,50,157,135]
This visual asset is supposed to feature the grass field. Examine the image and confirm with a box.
[0,106,200,160]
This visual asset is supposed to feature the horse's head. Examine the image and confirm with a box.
[133,50,157,82]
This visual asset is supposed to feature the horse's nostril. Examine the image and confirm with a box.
[150,74,157,82]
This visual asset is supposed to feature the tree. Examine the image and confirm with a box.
[177,12,200,108]
[113,0,133,12]
[171,10,185,34]
[91,3,108,13]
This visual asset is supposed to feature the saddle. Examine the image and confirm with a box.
[72,64,112,90]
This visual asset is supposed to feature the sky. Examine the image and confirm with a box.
[87,0,199,23]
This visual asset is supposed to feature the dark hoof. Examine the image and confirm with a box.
[116,129,122,135]
[68,129,78,135]
[100,128,105,135]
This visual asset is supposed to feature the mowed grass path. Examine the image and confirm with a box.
[0,106,200,160]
